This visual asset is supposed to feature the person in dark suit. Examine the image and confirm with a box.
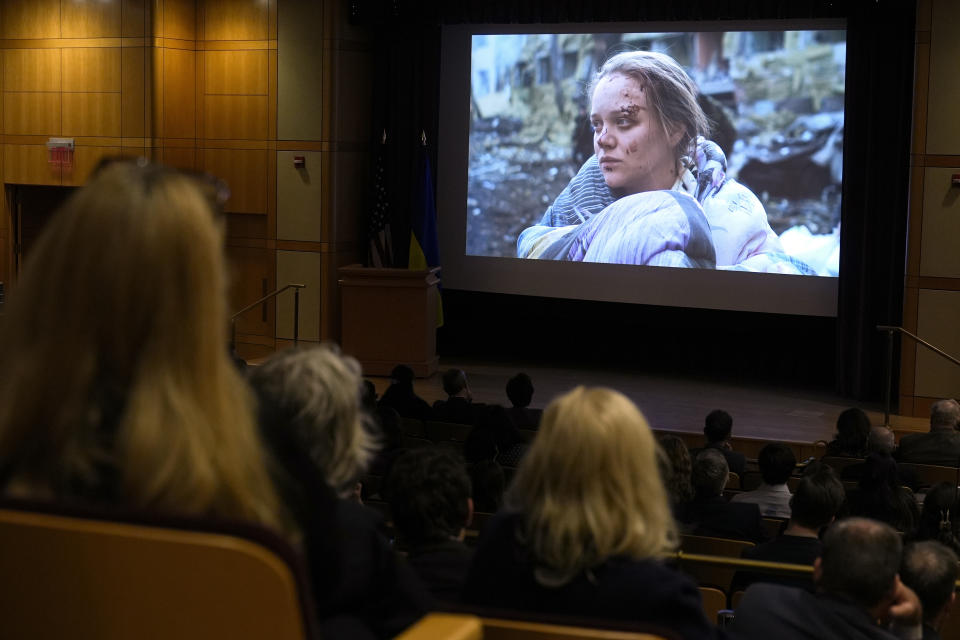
[378,364,434,421]
[384,448,474,603]
[896,399,960,467]
[678,448,763,542]
[900,541,959,640]
[432,368,479,425]
[693,409,746,476]
[732,465,846,593]
[731,518,923,640]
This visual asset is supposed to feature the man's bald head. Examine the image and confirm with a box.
[930,399,960,432]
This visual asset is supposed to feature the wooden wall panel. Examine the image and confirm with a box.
[204,50,267,95]
[162,0,197,41]
[121,47,146,138]
[202,147,267,213]
[276,250,321,341]
[4,49,61,92]
[63,146,122,187]
[202,95,267,139]
[227,245,274,336]
[122,0,148,37]
[62,93,122,137]
[62,48,122,93]
[925,0,960,155]
[162,48,196,138]
[159,146,197,171]
[4,92,60,136]
[3,145,59,185]
[61,0,122,38]
[202,0,268,41]
[1,0,60,39]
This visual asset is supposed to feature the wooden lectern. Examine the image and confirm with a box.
[338,265,440,377]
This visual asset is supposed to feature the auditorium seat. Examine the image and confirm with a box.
[426,420,475,444]
[698,586,727,624]
[760,517,788,540]
[0,499,317,640]
[896,462,958,488]
[396,613,671,640]
[400,417,428,438]
[678,534,756,594]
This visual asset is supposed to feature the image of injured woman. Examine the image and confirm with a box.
[517,50,814,274]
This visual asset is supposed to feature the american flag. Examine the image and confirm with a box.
[367,140,394,268]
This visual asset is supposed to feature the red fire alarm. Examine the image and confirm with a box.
[294,156,305,169]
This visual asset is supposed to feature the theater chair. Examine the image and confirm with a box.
[677,535,755,593]
[0,500,317,640]
[398,613,671,640]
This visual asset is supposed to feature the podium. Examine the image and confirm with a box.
[338,265,440,377]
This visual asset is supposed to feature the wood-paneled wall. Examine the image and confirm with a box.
[899,0,960,416]
[1,0,372,360]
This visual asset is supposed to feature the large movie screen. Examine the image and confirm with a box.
[466,30,845,277]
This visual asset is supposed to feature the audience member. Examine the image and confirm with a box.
[733,518,922,639]
[697,409,746,476]
[896,399,960,467]
[900,541,959,640]
[367,406,404,478]
[432,368,479,425]
[378,364,434,421]
[462,387,719,638]
[732,465,845,593]
[731,443,796,518]
[251,346,431,638]
[384,448,474,603]
[658,435,694,507]
[825,407,872,458]
[846,453,919,535]
[912,482,960,556]
[0,160,285,530]
[468,460,506,513]
[504,372,542,429]
[679,448,764,542]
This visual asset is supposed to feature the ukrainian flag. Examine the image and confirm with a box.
[409,142,443,326]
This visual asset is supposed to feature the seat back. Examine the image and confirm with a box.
[698,586,727,624]
[760,517,788,540]
[897,462,959,488]
[678,534,755,594]
[397,613,670,640]
[0,502,314,640]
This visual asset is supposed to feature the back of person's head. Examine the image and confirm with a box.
[918,482,960,553]
[361,380,377,412]
[658,435,694,504]
[900,541,959,625]
[692,448,729,498]
[384,448,471,547]
[835,407,871,452]
[506,372,534,408]
[858,452,900,493]
[250,345,378,495]
[375,405,403,453]
[0,159,282,528]
[818,517,902,609]
[704,409,733,443]
[390,364,415,386]
[790,466,845,530]
[867,426,896,455]
[469,459,506,513]
[441,368,468,397]
[758,443,796,486]
[930,399,960,431]
[508,386,675,583]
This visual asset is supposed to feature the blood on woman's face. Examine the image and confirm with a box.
[590,73,680,195]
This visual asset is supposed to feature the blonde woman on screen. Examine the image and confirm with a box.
[462,386,720,638]
[0,160,286,532]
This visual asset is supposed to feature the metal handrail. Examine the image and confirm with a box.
[877,325,960,427]
[231,283,306,351]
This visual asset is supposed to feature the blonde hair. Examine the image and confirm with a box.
[0,161,285,531]
[250,345,378,495]
[590,51,709,164]
[508,386,677,584]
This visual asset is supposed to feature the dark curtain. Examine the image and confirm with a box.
[355,0,916,402]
